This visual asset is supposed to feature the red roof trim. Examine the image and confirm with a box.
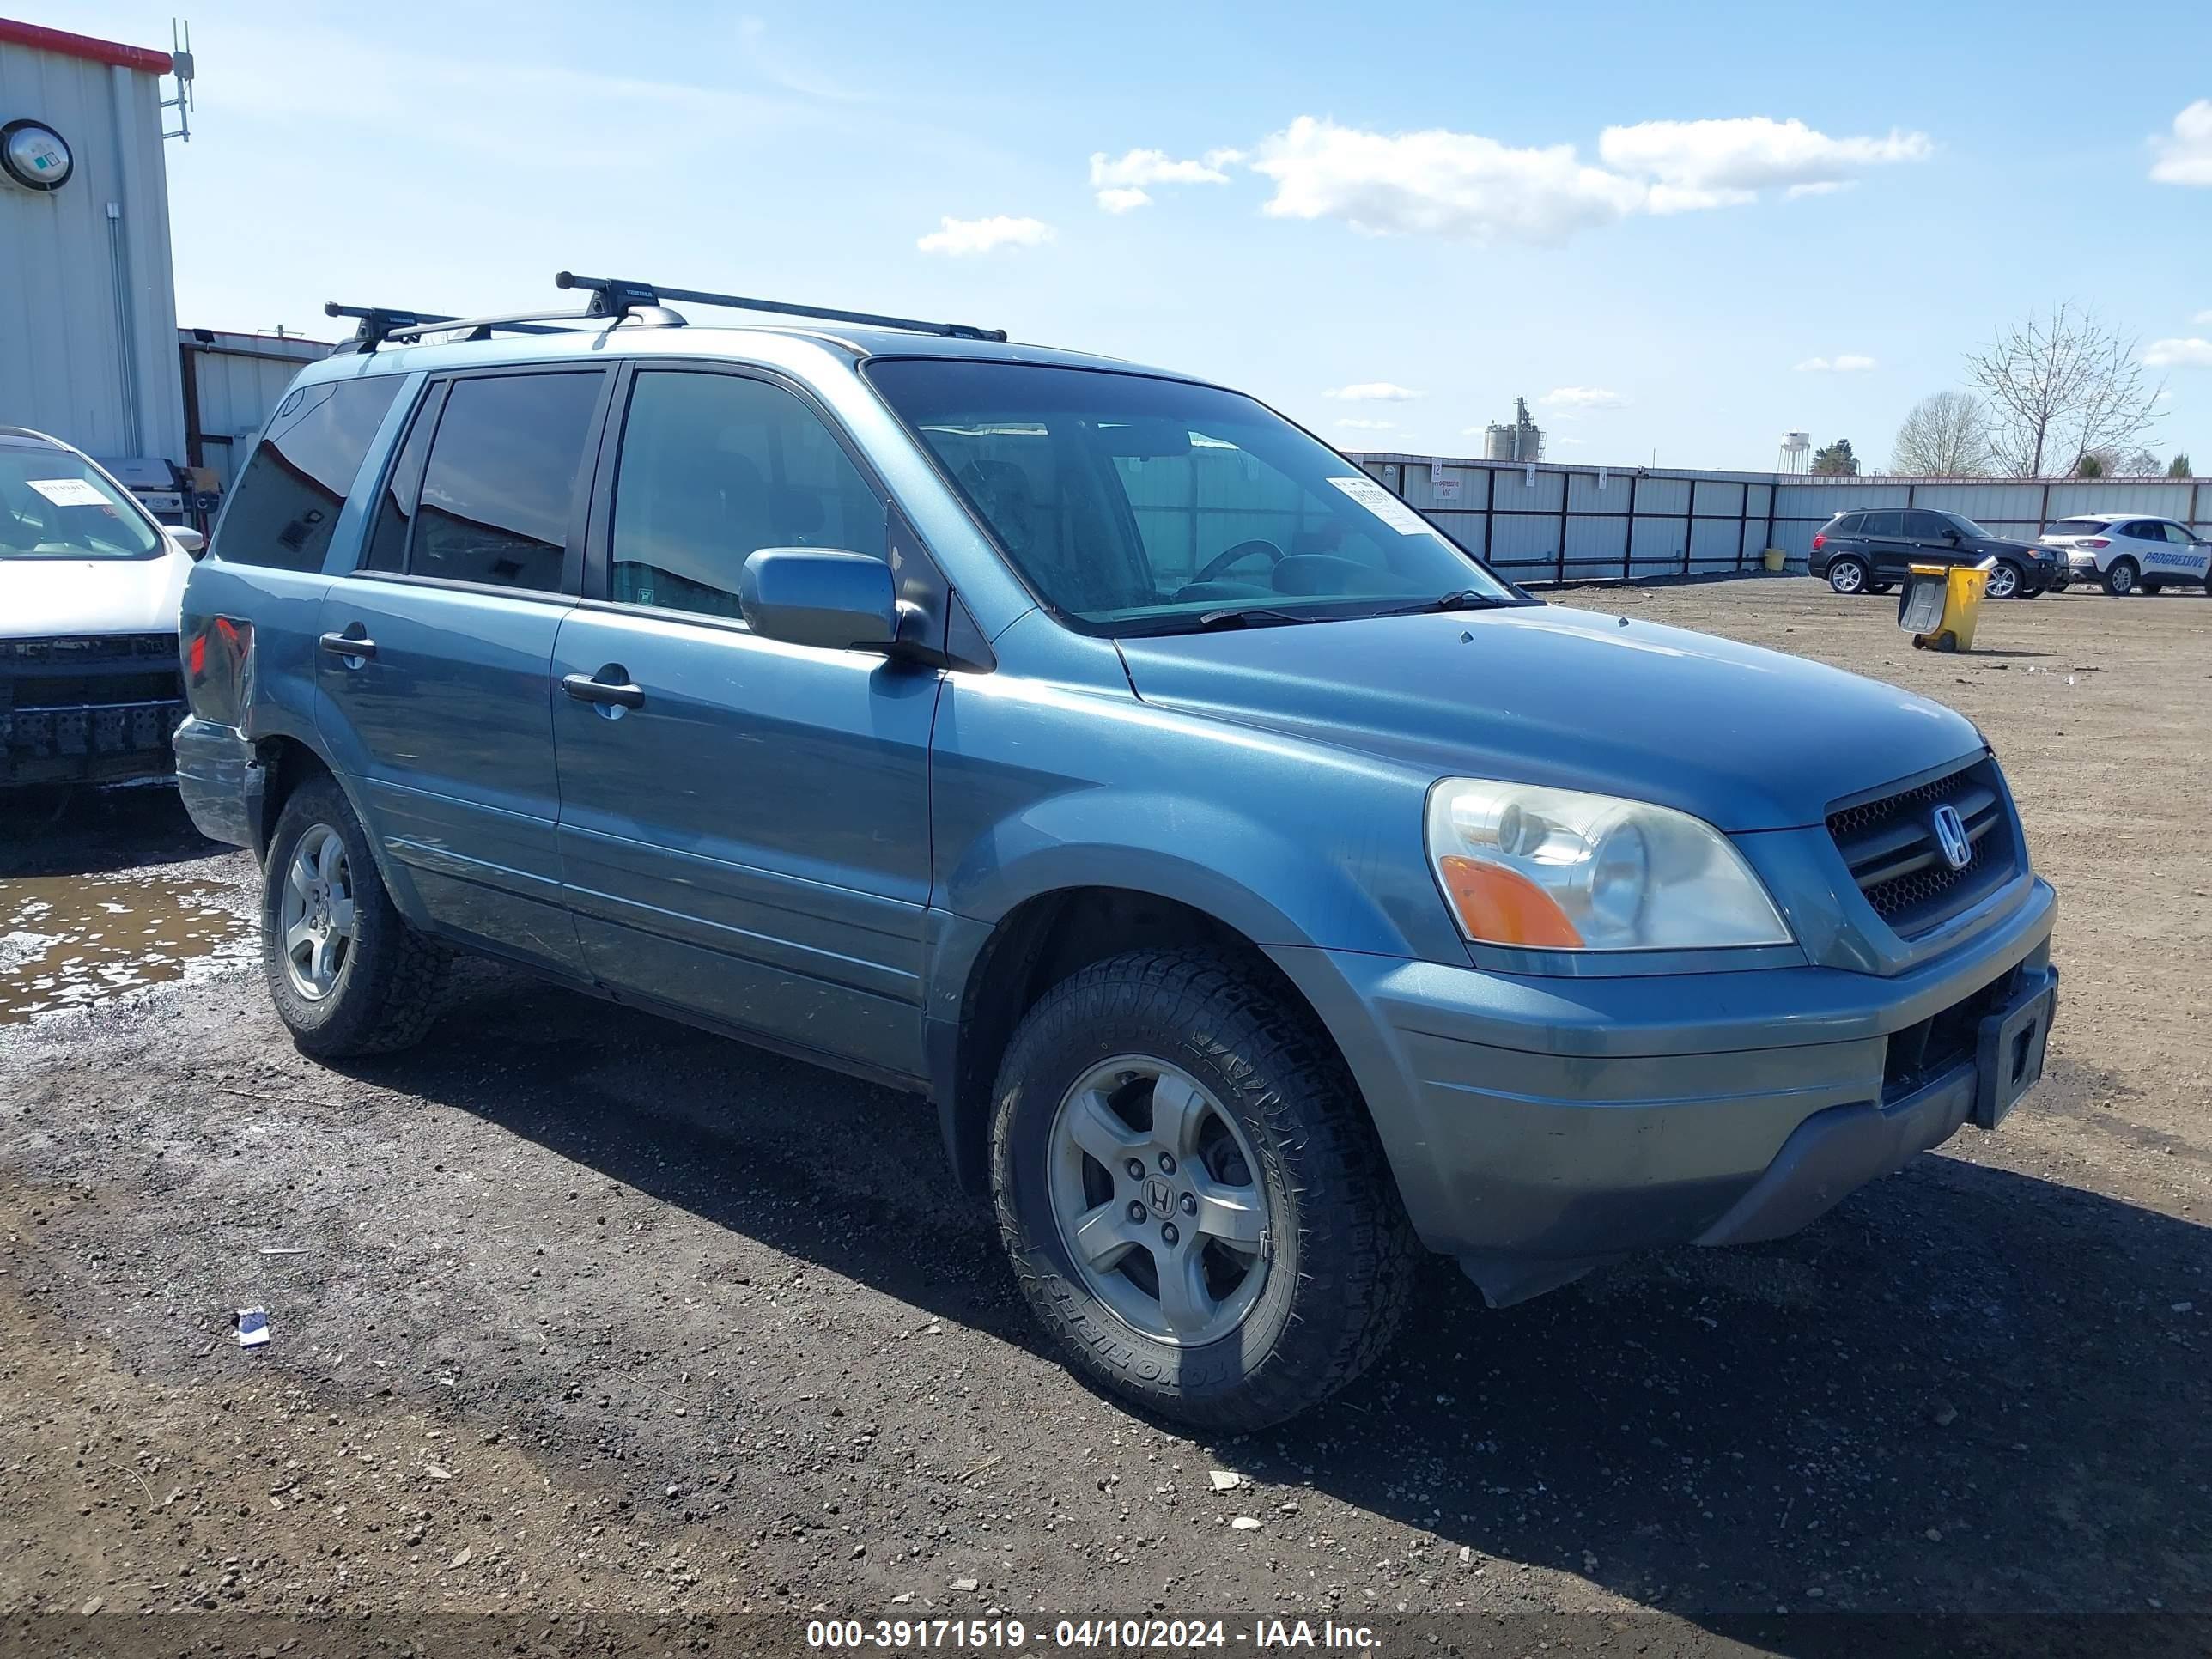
[0,17,173,75]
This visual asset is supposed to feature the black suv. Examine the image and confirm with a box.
[1811,508,2063,600]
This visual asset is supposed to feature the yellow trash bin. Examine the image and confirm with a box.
[1762,548,1785,572]
[1899,560,1990,653]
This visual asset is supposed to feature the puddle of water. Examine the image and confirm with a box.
[0,871,257,1026]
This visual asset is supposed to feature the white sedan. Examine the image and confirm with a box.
[2039,513,2212,596]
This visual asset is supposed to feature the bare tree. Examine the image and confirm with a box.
[2118,447,2162,476]
[1963,303,2166,477]
[1889,391,1992,476]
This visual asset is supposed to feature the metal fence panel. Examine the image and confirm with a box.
[1347,453,2209,586]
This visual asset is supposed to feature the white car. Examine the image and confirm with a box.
[2039,513,2212,597]
[2,425,204,790]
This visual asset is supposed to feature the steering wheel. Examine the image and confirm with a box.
[1196,538,1285,583]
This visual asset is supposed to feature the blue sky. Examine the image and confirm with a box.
[47,0,2212,471]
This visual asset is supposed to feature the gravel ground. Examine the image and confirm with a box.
[1,579,2206,1655]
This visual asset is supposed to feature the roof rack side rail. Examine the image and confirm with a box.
[323,301,578,352]
[556,271,1007,343]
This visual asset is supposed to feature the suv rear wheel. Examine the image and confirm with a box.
[989,950,1415,1430]
[262,775,449,1058]
[2104,557,2139,596]
[1826,556,1869,596]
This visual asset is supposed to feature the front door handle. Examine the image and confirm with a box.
[562,672,645,709]
[319,631,376,663]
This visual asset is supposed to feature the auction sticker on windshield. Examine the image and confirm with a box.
[1326,475,1444,540]
[26,477,113,508]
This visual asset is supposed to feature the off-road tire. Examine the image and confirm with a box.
[990,949,1418,1431]
[262,775,449,1059]
[2104,558,2139,597]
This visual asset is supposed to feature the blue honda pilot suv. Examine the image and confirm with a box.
[174,276,2058,1429]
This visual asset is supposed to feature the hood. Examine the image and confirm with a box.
[1116,605,1984,833]
[0,548,191,641]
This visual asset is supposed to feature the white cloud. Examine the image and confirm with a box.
[2192,308,2212,325]
[1598,117,1929,196]
[1540,386,1628,409]
[1325,382,1425,402]
[2150,100,2212,185]
[1090,146,1237,210]
[2144,337,2212,368]
[1334,417,1399,431]
[1250,115,1648,246]
[916,215,1054,256]
[1785,179,1854,199]
[1794,354,1877,372]
[1248,112,1925,246]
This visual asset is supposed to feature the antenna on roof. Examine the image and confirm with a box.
[160,20,196,143]
[556,270,1006,342]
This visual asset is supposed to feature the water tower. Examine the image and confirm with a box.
[1778,431,1812,474]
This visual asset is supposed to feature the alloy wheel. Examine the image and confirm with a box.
[1047,1057,1270,1346]
[280,823,357,1001]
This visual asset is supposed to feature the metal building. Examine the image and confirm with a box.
[179,327,332,492]
[1,16,186,473]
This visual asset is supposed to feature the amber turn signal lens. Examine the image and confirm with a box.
[1437,855,1584,948]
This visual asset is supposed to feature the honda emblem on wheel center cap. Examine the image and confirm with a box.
[1144,1176,1174,1217]
[1931,803,1972,871]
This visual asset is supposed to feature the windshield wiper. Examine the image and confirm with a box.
[1364,588,1516,619]
[1192,606,1322,630]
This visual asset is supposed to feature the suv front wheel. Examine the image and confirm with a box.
[990,951,1415,1430]
[1826,556,1870,596]
[262,775,450,1058]
[1985,561,2024,599]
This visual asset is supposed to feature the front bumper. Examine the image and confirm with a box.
[1279,875,2057,1302]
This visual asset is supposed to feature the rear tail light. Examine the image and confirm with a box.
[2087,538,2110,549]
[1812,532,1827,550]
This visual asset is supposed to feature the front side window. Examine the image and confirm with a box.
[608,370,884,619]
[412,373,603,592]
[0,447,161,560]
[2160,521,2197,545]
[1903,511,1950,541]
[865,360,1518,635]
[210,374,402,571]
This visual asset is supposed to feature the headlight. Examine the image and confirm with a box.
[1425,779,1793,951]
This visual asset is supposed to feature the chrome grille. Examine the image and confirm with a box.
[1827,759,2019,936]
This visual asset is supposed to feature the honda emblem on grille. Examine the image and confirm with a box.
[1931,803,1972,871]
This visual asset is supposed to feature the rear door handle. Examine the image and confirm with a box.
[319,631,376,662]
[562,672,645,709]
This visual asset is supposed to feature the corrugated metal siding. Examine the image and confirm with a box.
[1358,453,2210,585]
[0,39,182,462]
[179,332,331,490]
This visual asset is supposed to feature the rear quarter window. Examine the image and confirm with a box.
[211,376,403,571]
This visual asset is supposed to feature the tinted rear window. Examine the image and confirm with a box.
[2045,519,2109,537]
[1861,510,1904,538]
[411,373,602,592]
[1827,513,1863,534]
[212,376,403,571]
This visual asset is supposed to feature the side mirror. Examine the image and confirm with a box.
[170,526,207,557]
[1942,528,1960,542]
[738,548,902,652]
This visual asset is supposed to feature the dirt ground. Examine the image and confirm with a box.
[1,579,2206,1656]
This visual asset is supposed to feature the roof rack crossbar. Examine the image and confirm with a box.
[324,301,571,352]
[555,270,1006,343]
[380,306,602,343]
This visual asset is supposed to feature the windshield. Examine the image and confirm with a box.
[865,360,1521,634]
[1942,512,1995,538]
[0,448,163,561]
